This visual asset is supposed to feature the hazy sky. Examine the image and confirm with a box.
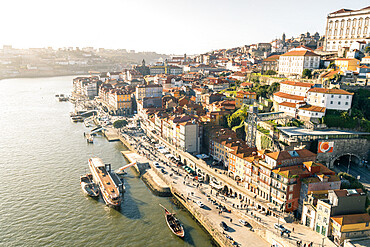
[1,0,368,54]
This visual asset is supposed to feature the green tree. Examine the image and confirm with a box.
[267,82,280,96]
[264,70,277,75]
[302,69,312,79]
[113,119,128,128]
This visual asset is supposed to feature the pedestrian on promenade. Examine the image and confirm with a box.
[292,227,294,232]
[230,218,232,223]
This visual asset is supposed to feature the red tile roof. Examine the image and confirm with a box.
[299,105,326,113]
[279,102,297,108]
[308,88,354,95]
[274,92,305,101]
[281,50,319,57]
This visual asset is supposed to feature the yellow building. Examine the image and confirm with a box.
[235,91,257,108]
[331,213,370,245]
[108,89,132,115]
[334,58,360,72]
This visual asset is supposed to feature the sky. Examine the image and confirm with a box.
[0,0,368,54]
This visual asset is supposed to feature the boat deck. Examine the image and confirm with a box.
[95,166,119,196]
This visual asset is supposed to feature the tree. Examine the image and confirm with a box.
[113,119,128,128]
[267,82,280,96]
[302,69,312,79]
[264,70,277,75]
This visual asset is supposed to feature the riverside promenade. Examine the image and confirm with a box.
[99,121,335,247]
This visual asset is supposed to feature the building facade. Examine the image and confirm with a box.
[324,6,370,52]
[278,47,320,77]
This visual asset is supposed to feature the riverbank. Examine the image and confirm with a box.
[0,72,87,81]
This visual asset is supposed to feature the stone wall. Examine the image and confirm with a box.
[315,138,369,167]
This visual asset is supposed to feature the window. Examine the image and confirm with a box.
[330,101,333,104]
[331,95,334,98]
[345,102,348,105]
[287,203,292,209]
[325,208,328,213]
[338,102,341,105]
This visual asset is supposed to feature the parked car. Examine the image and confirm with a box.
[196,201,204,208]
[220,221,229,231]
[239,219,250,227]
[274,223,291,234]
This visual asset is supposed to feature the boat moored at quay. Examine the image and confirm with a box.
[88,157,124,208]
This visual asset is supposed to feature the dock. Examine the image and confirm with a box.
[103,128,120,142]
[121,150,170,196]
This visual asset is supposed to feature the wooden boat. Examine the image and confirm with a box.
[80,174,99,197]
[160,204,184,238]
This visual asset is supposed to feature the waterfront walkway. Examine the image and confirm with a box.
[97,116,335,247]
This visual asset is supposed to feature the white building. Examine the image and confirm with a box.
[306,88,354,111]
[278,47,321,77]
[324,6,370,52]
[178,121,200,154]
[279,81,314,97]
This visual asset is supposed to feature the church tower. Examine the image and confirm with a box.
[282,33,286,44]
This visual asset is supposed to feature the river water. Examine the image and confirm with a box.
[0,76,213,247]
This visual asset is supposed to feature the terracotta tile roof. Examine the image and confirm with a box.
[359,65,370,69]
[331,213,370,226]
[320,70,341,78]
[266,149,316,161]
[298,105,326,113]
[273,92,305,101]
[308,88,354,95]
[280,81,314,88]
[330,8,352,14]
[281,50,319,57]
[279,102,297,108]
[263,55,280,62]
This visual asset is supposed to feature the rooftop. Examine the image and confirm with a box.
[277,127,369,137]
[331,213,370,226]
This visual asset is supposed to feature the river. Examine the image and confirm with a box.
[0,76,213,247]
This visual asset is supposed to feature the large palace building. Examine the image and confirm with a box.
[324,6,370,52]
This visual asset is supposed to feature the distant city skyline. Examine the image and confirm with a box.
[2,0,368,55]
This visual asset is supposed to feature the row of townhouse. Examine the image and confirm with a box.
[73,76,100,99]
[273,80,354,121]
[208,133,342,216]
[98,84,133,115]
